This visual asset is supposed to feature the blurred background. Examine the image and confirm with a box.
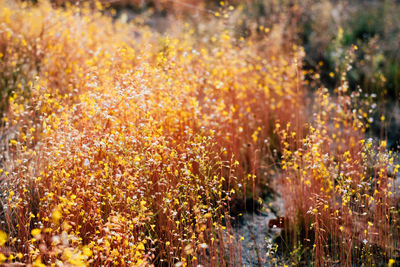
[45,0,400,97]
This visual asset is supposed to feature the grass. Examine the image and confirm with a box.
[0,0,399,266]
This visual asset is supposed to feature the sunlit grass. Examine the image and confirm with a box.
[0,0,398,266]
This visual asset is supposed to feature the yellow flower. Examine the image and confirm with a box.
[82,246,92,257]
[31,228,41,237]
[10,139,18,146]
[0,253,6,263]
[0,231,7,246]
[137,243,145,250]
[32,257,46,267]
[52,208,62,222]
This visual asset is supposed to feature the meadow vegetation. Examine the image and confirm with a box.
[0,0,399,266]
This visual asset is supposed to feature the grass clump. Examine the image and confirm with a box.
[0,0,399,266]
[0,1,303,265]
[277,62,400,265]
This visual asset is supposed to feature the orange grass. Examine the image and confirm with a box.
[277,53,400,265]
[1,1,398,266]
[0,1,304,265]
